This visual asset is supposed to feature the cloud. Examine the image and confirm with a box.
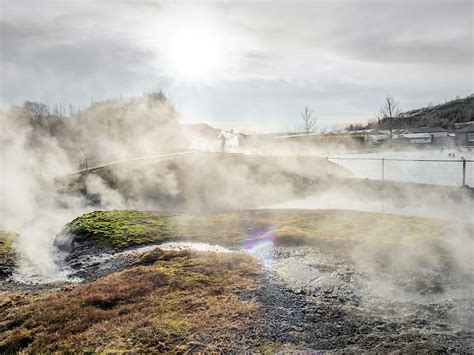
[0,0,472,127]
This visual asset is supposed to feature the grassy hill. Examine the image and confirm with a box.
[60,152,351,212]
[377,96,474,130]
[63,209,472,251]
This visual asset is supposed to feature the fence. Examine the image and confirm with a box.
[327,157,474,187]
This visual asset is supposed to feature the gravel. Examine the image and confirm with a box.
[250,246,474,352]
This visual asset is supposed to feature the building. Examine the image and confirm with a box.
[402,133,432,144]
[368,132,388,144]
[405,127,448,138]
[455,125,474,146]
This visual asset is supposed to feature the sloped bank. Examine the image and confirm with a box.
[58,152,352,212]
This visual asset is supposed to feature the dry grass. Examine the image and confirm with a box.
[0,249,262,352]
[171,209,471,247]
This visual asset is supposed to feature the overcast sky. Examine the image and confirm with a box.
[1,0,472,131]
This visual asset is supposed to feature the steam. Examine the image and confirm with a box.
[0,93,472,303]
[0,109,84,281]
[0,93,190,281]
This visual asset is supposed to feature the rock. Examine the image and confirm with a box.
[0,254,16,279]
[0,265,14,278]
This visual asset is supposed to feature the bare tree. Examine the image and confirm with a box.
[300,106,316,135]
[377,95,401,141]
[23,101,50,119]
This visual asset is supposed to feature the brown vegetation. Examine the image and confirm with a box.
[0,249,262,352]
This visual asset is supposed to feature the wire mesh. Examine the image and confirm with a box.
[328,157,474,187]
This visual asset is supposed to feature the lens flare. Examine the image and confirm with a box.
[243,226,277,267]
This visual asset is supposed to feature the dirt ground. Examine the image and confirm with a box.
[252,244,473,352]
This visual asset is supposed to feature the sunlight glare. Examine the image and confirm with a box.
[162,21,230,83]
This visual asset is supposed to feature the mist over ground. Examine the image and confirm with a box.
[1,0,473,350]
[1,93,472,289]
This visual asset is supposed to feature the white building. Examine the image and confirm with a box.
[402,133,432,144]
[405,127,448,138]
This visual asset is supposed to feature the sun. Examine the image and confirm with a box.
[162,21,229,83]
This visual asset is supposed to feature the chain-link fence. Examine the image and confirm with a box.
[327,157,474,187]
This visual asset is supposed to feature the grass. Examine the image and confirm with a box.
[3,209,472,351]
[0,231,17,258]
[68,210,174,249]
[67,209,474,251]
[0,249,262,352]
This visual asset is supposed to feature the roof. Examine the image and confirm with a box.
[274,132,322,139]
[403,133,432,139]
[456,125,474,132]
[407,127,447,133]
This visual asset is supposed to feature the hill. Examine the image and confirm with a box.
[375,95,474,130]
[60,152,351,212]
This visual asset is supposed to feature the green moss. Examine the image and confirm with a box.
[68,210,175,249]
[0,231,17,257]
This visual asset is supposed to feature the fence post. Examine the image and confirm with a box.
[381,158,385,182]
[462,159,466,186]
[85,156,88,170]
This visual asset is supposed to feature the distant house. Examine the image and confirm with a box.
[455,125,474,146]
[402,133,432,144]
[391,129,405,139]
[368,131,388,144]
[405,127,448,138]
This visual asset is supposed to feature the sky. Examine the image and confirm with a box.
[0,0,472,132]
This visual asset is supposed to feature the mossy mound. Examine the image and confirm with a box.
[68,210,174,249]
[66,209,473,251]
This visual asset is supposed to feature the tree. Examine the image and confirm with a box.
[147,90,167,107]
[377,95,401,140]
[300,106,316,135]
[23,101,50,119]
